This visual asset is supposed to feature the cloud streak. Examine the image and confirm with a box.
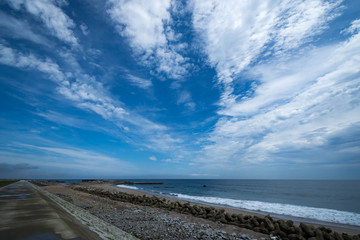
[0,43,183,154]
[0,163,38,172]
[198,20,360,168]
[5,0,78,46]
[192,0,342,107]
[0,11,49,45]
[126,74,152,89]
[107,0,190,80]
[0,141,135,178]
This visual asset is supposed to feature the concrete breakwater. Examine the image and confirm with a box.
[73,186,360,240]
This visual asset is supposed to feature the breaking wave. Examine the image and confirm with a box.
[172,193,360,226]
[116,185,140,190]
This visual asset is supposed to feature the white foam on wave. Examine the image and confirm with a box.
[173,193,360,226]
[116,185,139,190]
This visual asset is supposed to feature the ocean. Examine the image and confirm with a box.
[116,179,360,226]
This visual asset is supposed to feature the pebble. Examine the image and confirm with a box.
[51,185,269,240]
[92,207,260,240]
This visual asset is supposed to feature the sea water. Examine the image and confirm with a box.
[117,179,360,226]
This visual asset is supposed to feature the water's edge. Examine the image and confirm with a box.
[115,184,360,229]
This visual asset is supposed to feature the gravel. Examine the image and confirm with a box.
[95,206,261,240]
[40,183,269,240]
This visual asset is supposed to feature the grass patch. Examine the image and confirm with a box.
[0,180,18,187]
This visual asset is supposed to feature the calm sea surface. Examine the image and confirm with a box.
[116,179,360,226]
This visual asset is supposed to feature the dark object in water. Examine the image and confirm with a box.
[203,185,207,187]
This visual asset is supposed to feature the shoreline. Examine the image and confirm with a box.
[39,181,270,240]
[160,194,360,231]
[76,182,360,235]
[150,189,357,229]
[33,181,360,240]
[112,184,360,234]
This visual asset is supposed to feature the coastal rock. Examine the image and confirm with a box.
[278,220,290,233]
[300,223,315,238]
[315,229,325,240]
[274,222,281,232]
[251,217,260,227]
[288,234,306,240]
[323,231,333,240]
[319,226,333,234]
[342,233,352,240]
[259,222,269,234]
[237,214,245,223]
[72,186,359,240]
[309,237,319,240]
[294,225,303,235]
[287,220,294,227]
[352,235,360,240]
[288,227,297,235]
[244,215,252,221]
[333,232,344,240]
[274,230,287,239]
[264,217,275,231]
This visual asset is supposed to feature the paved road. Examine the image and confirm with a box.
[0,180,102,240]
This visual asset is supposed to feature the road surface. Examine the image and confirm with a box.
[0,180,102,240]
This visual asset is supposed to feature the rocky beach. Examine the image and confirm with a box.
[33,180,360,240]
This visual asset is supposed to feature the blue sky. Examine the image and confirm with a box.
[0,0,359,179]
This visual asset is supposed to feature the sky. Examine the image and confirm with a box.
[0,0,359,180]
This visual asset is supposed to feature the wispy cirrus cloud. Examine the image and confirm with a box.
[341,18,360,35]
[177,90,196,111]
[80,23,89,36]
[192,0,342,107]
[18,143,120,163]
[190,0,357,170]
[0,11,49,46]
[198,19,360,168]
[0,163,38,172]
[149,156,157,161]
[107,0,190,80]
[0,43,183,154]
[126,74,152,89]
[0,43,67,82]
[0,141,135,178]
[5,0,78,46]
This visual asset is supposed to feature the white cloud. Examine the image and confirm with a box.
[107,0,189,79]
[1,142,135,175]
[0,43,66,83]
[0,43,183,154]
[198,20,360,167]
[107,0,170,49]
[192,0,342,107]
[21,143,118,163]
[189,173,214,177]
[149,156,157,161]
[0,11,49,45]
[163,158,179,163]
[126,74,152,89]
[177,90,196,110]
[80,23,89,36]
[6,0,78,46]
[341,18,360,35]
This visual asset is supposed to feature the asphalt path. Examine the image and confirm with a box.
[0,180,102,240]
